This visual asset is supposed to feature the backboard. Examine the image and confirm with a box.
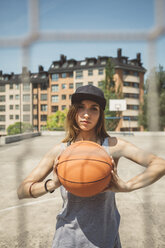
[109,99,126,111]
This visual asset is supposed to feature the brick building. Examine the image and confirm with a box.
[0,49,146,135]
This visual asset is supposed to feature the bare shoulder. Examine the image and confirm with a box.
[46,142,67,159]
[107,136,139,159]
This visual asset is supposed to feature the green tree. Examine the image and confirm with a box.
[101,59,123,131]
[139,65,165,131]
[47,110,67,131]
[7,122,33,135]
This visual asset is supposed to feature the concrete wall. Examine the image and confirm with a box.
[0,132,41,145]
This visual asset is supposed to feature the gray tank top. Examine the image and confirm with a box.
[52,137,120,248]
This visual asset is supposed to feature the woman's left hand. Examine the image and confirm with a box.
[104,158,130,193]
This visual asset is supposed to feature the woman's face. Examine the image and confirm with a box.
[76,100,100,132]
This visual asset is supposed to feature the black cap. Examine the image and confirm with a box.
[71,85,106,110]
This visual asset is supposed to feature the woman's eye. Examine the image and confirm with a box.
[78,105,84,109]
[91,107,98,111]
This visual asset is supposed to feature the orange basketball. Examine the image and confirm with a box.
[57,141,113,197]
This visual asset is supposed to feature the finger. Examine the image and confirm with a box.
[111,170,118,181]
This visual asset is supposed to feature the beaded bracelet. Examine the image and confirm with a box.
[44,179,55,193]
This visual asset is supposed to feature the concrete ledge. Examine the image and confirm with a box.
[41,130,165,137]
[0,132,41,145]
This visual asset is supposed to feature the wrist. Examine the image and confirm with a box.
[126,181,133,192]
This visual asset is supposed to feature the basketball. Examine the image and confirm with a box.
[57,141,113,197]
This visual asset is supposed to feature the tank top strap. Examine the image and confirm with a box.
[101,137,111,156]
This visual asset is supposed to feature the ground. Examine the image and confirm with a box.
[0,133,164,248]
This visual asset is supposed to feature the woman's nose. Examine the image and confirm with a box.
[84,110,89,118]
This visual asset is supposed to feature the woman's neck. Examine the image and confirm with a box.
[75,131,99,144]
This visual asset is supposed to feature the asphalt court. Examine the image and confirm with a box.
[0,133,165,248]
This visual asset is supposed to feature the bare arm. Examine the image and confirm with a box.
[108,138,165,192]
[17,144,62,199]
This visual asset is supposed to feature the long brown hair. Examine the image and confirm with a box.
[62,103,109,143]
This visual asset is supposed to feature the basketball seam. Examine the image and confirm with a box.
[58,172,111,184]
[58,158,112,167]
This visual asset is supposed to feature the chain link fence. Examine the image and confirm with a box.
[0,0,165,247]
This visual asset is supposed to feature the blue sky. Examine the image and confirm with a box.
[0,0,165,76]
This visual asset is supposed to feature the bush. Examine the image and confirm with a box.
[7,122,33,135]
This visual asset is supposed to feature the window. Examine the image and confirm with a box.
[41,115,47,121]
[41,83,47,90]
[33,83,37,89]
[23,115,30,122]
[88,82,93,85]
[123,82,130,87]
[88,69,93,76]
[0,106,5,112]
[98,68,104,75]
[61,105,66,110]
[133,83,139,88]
[133,71,139,76]
[124,93,139,99]
[0,125,5,131]
[40,94,47,101]
[62,94,66,100]
[10,105,13,110]
[23,94,30,102]
[41,105,48,111]
[76,70,83,79]
[15,115,19,120]
[98,81,103,87]
[51,95,59,103]
[123,70,129,75]
[124,82,139,88]
[51,106,58,112]
[51,84,59,92]
[76,82,83,89]
[15,105,19,110]
[10,115,13,119]
[88,61,94,66]
[80,61,86,66]
[9,95,13,100]
[62,83,67,89]
[23,83,30,91]
[40,74,47,79]
[0,84,5,92]
[69,83,73,89]
[62,73,67,78]
[69,94,72,99]
[101,60,106,65]
[0,115,5,121]
[52,74,59,81]
[69,72,73,78]
[127,105,139,110]
[15,83,20,90]
[0,96,5,102]
[15,95,20,100]
[33,115,38,120]
[23,104,30,111]
[10,83,13,89]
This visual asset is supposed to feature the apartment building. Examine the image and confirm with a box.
[0,68,32,136]
[0,48,146,135]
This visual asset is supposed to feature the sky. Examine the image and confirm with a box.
[0,0,165,76]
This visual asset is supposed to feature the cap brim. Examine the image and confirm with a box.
[71,93,106,110]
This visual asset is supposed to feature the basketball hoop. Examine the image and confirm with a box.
[109,99,126,111]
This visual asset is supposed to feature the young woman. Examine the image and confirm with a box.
[17,85,165,248]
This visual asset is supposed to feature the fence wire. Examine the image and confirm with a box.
[0,0,165,247]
